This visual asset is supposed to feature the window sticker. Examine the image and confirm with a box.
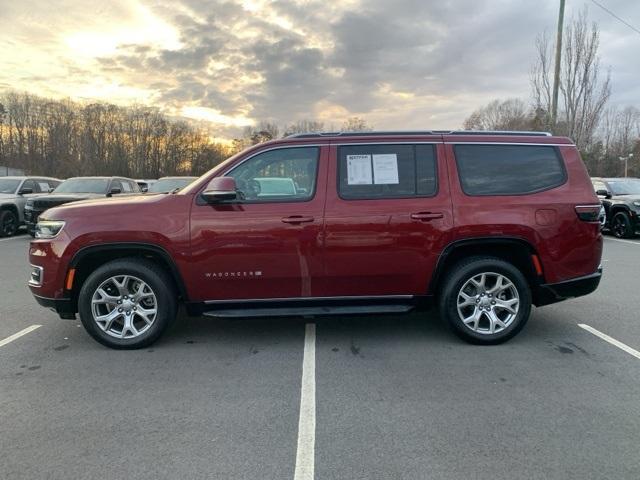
[372,154,399,184]
[346,154,373,185]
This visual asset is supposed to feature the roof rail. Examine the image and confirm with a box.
[286,130,552,138]
[449,130,552,137]
[286,131,439,138]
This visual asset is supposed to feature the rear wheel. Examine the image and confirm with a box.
[612,211,634,238]
[439,257,532,344]
[0,210,18,237]
[78,258,177,349]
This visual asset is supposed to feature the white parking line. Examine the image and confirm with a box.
[294,323,316,480]
[578,324,640,360]
[605,237,640,246]
[0,325,42,348]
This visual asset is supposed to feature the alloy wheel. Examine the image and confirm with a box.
[613,216,626,238]
[456,272,520,335]
[91,275,158,339]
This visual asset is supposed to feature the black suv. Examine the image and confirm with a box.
[592,177,640,238]
[25,176,140,235]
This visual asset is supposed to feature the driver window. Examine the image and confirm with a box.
[227,147,319,202]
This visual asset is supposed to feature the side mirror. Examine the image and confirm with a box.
[109,187,122,196]
[596,189,610,198]
[19,187,34,195]
[201,177,238,203]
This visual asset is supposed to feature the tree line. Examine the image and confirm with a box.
[0,92,234,179]
[464,9,639,178]
[0,90,373,180]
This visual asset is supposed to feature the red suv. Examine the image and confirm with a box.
[28,131,603,349]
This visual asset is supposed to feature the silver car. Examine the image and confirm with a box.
[0,176,61,237]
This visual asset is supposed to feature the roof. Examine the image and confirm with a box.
[65,176,135,181]
[0,176,61,181]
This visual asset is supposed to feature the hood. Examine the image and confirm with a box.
[612,194,640,203]
[42,193,169,219]
[0,193,18,201]
[29,193,105,209]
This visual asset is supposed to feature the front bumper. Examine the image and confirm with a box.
[32,294,76,319]
[534,268,602,307]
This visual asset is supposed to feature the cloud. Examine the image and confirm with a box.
[0,0,638,137]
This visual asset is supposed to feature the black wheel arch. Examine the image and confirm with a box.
[429,237,543,297]
[68,243,189,311]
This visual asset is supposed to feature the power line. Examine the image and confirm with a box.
[590,0,640,36]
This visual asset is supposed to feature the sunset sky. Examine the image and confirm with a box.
[0,0,638,138]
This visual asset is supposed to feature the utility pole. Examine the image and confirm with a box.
[551,0,566,127]
[619,154,634,178]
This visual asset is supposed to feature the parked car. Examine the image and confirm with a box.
[0,176,61,237]
[24,176,141,236]
[146,176,197,193]
[591,177,640,238]
[28,131,602,349]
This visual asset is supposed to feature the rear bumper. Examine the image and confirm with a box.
[32,294,76,319]
[534,268,602,307]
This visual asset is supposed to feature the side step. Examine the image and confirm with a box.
[203,304,414,319]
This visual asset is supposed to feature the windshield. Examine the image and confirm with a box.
[53,178,109,194]
[148,178,196,193]
[0,179,21,194]
[608,179,640,195]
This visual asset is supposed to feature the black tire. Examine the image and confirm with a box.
[611,211,634,239]
[0,209,18,237]
[439,256,532,345]
[78,258,178,349]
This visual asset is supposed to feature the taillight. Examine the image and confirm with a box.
[575,205,601,222]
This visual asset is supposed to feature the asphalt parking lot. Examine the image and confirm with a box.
[1,233,640,480]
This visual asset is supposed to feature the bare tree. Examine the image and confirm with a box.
[340,117,373,132]
[0,90,233,178]
[463,98,532,131]
[283,119,325,136]
[530,8,611,149]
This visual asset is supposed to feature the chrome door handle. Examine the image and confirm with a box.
[281,216,315,224]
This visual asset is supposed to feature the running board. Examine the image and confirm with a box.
[203,304,414,319]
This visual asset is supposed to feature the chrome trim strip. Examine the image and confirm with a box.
[446,142,574,147]
[204,295,414,305]
[334,141,439,146]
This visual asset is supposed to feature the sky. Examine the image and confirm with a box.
[0,0,638,138]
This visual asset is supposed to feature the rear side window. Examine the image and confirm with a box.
[454,144,566,196]
[338,144,437,199]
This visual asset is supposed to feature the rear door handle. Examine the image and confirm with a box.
[411,212,444,221]
[281,216,315,224]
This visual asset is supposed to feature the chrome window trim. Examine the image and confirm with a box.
[446,142,575,147]
[333,141,440,146]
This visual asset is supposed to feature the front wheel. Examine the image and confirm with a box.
[78,258,178,349]
[439,257,532,345]
[0,210,18,237]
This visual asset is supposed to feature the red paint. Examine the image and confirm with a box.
[29,133,602,311]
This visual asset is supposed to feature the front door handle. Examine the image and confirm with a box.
[411,212,444,221]
[282,216,315,224]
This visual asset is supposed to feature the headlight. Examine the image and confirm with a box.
[633,201,640,208]
[35,220,65,239]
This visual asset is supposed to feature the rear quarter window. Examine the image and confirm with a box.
[454,144,566,196]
